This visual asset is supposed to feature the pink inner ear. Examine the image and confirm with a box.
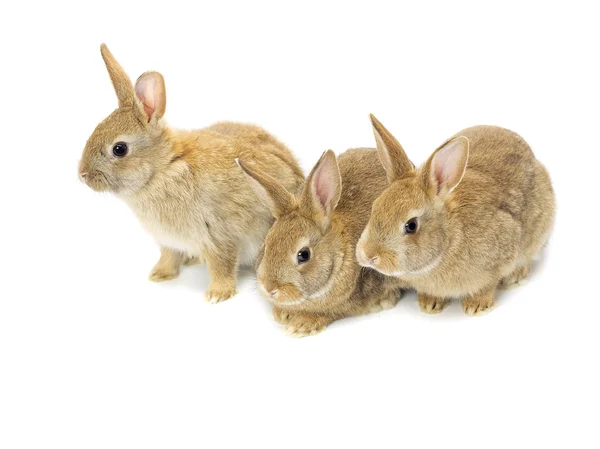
[433,139,467,191]
[141,102,154,119]
[135,76,156,121]
[434,147,455,185]
[314,165,332,209]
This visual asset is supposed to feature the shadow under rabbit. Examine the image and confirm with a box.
[388,249,551,320]
[148,262,256,297]
[144,248,551,337]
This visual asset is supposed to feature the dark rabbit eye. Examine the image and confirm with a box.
[112,142,128,157]
[404,217,418,234]
[297,247,311,264]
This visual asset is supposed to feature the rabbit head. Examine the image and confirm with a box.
[78,44,171,195]
[356,115,469,277]
[237,151,344,308]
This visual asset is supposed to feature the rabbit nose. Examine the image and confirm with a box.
[78,161,89,180]
[261,279,278,297]
[359,245,379,265]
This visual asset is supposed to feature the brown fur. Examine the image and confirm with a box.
[357,115,555,315]
[78,44,303,303]
[238,149,405,337]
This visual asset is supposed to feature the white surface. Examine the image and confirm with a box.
[1,1,598,448]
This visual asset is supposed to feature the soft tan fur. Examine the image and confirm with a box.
[357,115,555,315]
[78,44,303,303]
[238,149,405,337]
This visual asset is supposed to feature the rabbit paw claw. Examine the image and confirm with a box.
[273,307,293,324]
[149,267,179,282]
[418,294,446,314]
[284,315,330,338]
[205,285,236,304]
[462,298,494,316]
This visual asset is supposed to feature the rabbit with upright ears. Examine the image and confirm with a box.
[356,115,555,315]
[78,44,303,303]
[237,149,405,337]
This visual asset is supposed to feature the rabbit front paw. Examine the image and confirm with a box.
[149,266,180,282]
[418,294,446,314]
[369,297,398,313]
[273,307,293,325]
[149,247,184,282]
[285,314,331,338]
[368,288,401,313]
[205,281,237,304]
[499,264,530,289]
[462,289,495,316]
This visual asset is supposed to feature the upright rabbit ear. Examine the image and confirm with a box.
[236,159,296,219]
[423,136,470,196]
[135,72,166,122]
[370,114,414,183]
[100,44,136,108]
[301,150,342,232]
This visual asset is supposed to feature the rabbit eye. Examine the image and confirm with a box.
[297,247,311,264]
[404,217,418,234]
[112,142,128,157]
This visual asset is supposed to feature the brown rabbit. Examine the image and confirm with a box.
[78,44,303,303]
[356,115,555,315]
[237,149,404,337]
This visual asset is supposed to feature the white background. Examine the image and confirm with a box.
[1,1,599,448]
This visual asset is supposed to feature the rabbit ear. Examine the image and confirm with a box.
[236,159,296,218]
[423,136,470,196]
[370,114,414,183]
[100,44,136,108]
[135,72,166,122]
[301,150,341,231]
